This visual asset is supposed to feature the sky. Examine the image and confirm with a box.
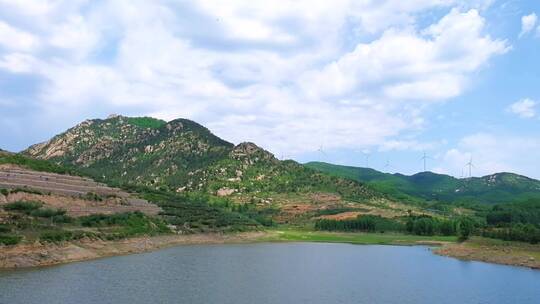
[0,0,539,178]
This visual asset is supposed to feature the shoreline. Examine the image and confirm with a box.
[0,231,272,270]
[2,232,539,271]
[434,238,540,270]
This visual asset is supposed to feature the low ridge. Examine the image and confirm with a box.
[305,162,540,204]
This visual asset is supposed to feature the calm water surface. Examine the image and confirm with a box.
[1,243,539,304]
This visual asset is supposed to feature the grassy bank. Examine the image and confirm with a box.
[261,228,457,245]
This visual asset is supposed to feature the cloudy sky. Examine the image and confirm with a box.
[0,0,539,178]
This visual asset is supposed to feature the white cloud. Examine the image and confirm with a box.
[48,15,100,58]
[0,0,54,16]
[0,21,40,51]
[0,1,507,156]
[507,98,537,118]
[520,13,537,37]
[299,9,507,102]
[0,53,40,73]
[434,133,540,178]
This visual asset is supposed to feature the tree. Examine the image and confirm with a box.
[439,220,455,236]
[457,217,474,241]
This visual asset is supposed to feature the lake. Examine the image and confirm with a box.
[1,243,539,304]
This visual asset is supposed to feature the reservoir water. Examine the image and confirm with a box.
[1,243,539,304]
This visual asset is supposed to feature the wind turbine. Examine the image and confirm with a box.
[420,151,433,172]
[361,150,371,168]
[384,159,394,172]
[465,156,475,178]
[316,117,331,162]
[317,145,326,161]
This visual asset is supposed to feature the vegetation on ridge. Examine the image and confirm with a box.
[305,161,540,205]
[23,116,380,202]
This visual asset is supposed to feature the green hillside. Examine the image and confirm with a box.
[0,151,261,235]
[305,162,540,205]
[23,116,379,202]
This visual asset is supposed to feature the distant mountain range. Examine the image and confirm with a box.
[305,162,540,205]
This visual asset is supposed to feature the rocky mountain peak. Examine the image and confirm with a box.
[231,142,277,165]
[107,113,121,119]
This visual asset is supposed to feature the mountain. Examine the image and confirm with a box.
[23,115,377,202]
[305,162,540,205]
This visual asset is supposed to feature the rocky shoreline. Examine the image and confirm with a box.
[0,232,270,269]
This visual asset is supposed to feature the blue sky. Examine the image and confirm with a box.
[0,0,539,178]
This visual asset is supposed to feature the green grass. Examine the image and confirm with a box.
[262,228,457,245]
[125,117,166,129]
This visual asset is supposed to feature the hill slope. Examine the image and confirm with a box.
[305,162,540,205]
[0,152,263,237]
[23,116,378,202]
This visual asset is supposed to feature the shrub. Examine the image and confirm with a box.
[10,188,43,195]
[0,234,22,245]
[52,214,73,223]
[30,208,67,218]
[3,201,43,213]
[79,212,170,237]
[0,224,11,233]
[83,192,103,201]
[39,230,86,243]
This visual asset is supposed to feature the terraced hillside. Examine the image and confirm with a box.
[0,164,161,216]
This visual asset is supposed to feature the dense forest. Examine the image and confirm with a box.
[479,200,540,243]
[315,214,474,241]
[315,199,540,244]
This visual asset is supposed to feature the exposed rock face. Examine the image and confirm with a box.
[217,187,236,197]
[231,142,277,165]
